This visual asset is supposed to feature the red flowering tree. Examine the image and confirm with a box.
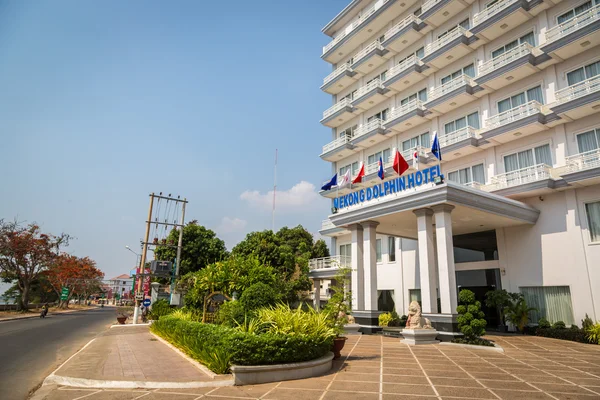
[45,255,103,308]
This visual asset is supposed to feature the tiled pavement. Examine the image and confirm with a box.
[37,333,600,400]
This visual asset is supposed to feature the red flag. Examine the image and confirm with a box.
[352,162,365,184]
[393,150,409,176]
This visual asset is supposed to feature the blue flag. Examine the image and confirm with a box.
[431,130,442,161]
[321,174,337,191]
[377,157,384,180]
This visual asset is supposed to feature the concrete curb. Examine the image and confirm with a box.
[0,307,99,323]
[110,323,152,328]
[439,341,505,352]
[44,375,234,389]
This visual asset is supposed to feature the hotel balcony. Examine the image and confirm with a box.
[438,126,481,161]
[475,43,540,91]
[381,15,425,53]
[309,255,352,279]
[351,41,391,75]
[321,98,356,128]
[550,75,600,121]
[425,75,480,114]
[320,135,357,162]
[352,78,391,111]
[383,55,426,94]
[384,99,429,132]
[321,64,358,95]
[541,5,600,60]
[485,163,560,198]
[362,147,427,183]
[558,149,600,187]
[319,219,350,237]
[480,101,550,144]
[422,26,473,70]
[420,0,476,28]
[470,0,533,42]
[321,0,418,64]
[350,118,387,148]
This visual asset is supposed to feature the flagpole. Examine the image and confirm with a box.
[272,149,277,232]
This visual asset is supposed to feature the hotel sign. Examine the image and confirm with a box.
[333,165,443,209]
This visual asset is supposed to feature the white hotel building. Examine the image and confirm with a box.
[309,0,600,334]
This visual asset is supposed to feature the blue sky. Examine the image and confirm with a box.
[0,0,348,283]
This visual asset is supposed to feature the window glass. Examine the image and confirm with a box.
[376,239,382,262]
[472,164,485,184]
[534,144,553,166]
[521,286,575,324]
[467,112,480,129]
[418,88,427,102]
[492,32,535,58]
[498,85,542,112]
[441,64,474,84]
[558,1,592,24]
[352,162,359,175]
[420,132,430,148]
[568,61,600,86]
[576,129,600,153]
[586,201,600,242]
[448,171,459,183]
[339,244,351,258]
[409,289,421,307]
[378,290,395,312]
[388,237,396,262]
[416,47,425,59]
[504,144,552,172]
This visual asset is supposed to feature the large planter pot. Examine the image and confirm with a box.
[117,316,127,324]
[332,337,347,360]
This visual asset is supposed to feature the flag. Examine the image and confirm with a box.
[352,162,365,184]
[413,150,419,170]
[377,157,385,180]
[338,169,351,188]
[321,174,337,191]
[431,130,442,161]
[393,150,409,176]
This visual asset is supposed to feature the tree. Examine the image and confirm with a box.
[154,221,228,276]
[505,297,537,333]
[45,255,103,308]
[0,220,70,311]
[312,239,330,259]
[456,289,487,342]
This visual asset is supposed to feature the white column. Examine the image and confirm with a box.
[413,208,437,314]
[350,224,364,311]
[362,221,379,311]
[313,279,321,310]
[432,204,458,314]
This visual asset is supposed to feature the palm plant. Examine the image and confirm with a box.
[505,297,537,333]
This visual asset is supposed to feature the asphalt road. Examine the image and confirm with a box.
[0,307,115,400]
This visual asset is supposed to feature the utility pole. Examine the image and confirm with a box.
[272,149,277,232]
[171,199,187,306]
[133,193,154,325]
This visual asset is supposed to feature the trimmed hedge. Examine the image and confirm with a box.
[150,315,333,370]
[536,327,589,343]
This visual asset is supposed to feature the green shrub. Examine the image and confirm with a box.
[537,318,551,329]
[239,283,279,312]
[149,299,173,320]
[253,304,336,338]
[215,300,246,327]
[379,313,393,327]
[586,322,600,344]
[582,314,594,331]
[536,327,589,344]
[505,297,537,333]
[455,289,487,343]
[552,321,566,329]
[570,324,580,331]
[398,314,408,327]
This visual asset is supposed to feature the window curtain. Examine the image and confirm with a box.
[467,112,480,129]
[518,149,535,169]
[577,130,600,153]
[448,171,459,183]
[586,201,600,242]
[498,98,512,113]
[504,153,520,172]
[420,132,430,148]
[409,289,422,306]
[520,286,575,325]
[534,144,553,166]
[511,92,526,107]
[459,168,472,184]
[402,140,412,151]
[567,68,586,86]
[585,61,600,79]
[388,237,396,262]
[455,117,467,131]
[418,89,428,102]
[352,162,359,175]
[376,239,382,262]
[463,64,475,78]
[383,148,391,162]
[472,164,486,184]
[526,86,544,104]
[492,47,505,58]
[520,32,535,46]
[441,76,452,85]
[416,47,425,59]
[558,10,574,24]
[445,121,456,134]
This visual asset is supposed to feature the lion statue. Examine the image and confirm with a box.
[406,301,432,329]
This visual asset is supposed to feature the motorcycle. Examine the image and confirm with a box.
[40,307,48,318]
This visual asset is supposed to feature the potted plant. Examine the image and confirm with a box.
[485,290,522,332]
[323,268,351,359]
[505,296,537,333]
[116,306,133,324]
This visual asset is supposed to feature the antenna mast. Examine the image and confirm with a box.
[272,149,277,232]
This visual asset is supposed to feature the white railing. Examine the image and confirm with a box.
[353,41,384,65]
[484,100,545,130]
[555,75,600,104]
[384,14,421,39]
[323,64,354,87]
[478,43,533,76]
[563,149,600,174]
[490,163,553,190]
[323,0,391,54]
[355,78,384,99]
[366,155,393,174]
[473,0,520,27]
[463,181,485,189]
[323,98,353,120]
[422,0,442,13]
[309,255,352,270]
[401,145,427,161]
[425,26,467,56]
[385,55,421,82]
[439,126,479,147]
[545,4,600,43]
[388,99,424,121]
[322,135,351,154]
[354,118,385,140]
[429,74,474,100]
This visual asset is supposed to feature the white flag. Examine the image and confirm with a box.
[412,150,419,170]
[338,169,351,188]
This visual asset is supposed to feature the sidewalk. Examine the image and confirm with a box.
[0,305,99,322]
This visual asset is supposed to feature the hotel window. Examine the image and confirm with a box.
[409,289,421,307]
[444,112,480,135]
[367,70,388,85]
[497,85,544,113]
[368,148,391,165]
[368,108,389,122]
[388,237,396,262]
[504,144,553,172]
[441,64,476,84]
[492,32,535,58]
[437,18,470,39]
[521,286,575,324]
[557,0,599,24]
[341,90,357,102]
[376,239,382,262]
[577,128,600,153]
[400,88,428,105]
[340,162,359,176]
[378,290,395,312]
[566,60,600,86]
[402,132,430,152]
[448,164,485,185]
[339,243,352,258]
[398,47,425,64]
[586,201,600,242]
[339,125,357,139]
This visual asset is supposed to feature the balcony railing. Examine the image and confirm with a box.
[323,64,354,87]
[322,0,392,54]
[366,155,393,174]
[385,55,421,82]
[429,74,474,101]
[388,99,424,121]
[401,145,427,161]
[563,149,600,174]
[439,126,479,147]
[323,98,353,120]
[309,255,352,270]
[384,14,421,38]
[355,78,384,99]
[490,163,554,190]
[422,0,443,14]
[484,100,546,130]
[353,40,384,65]
[353,118,385,140]
[478,43,533,76]
[463,181,485,189]
[554,75,600,104]
[322,135,352,155]
[425,26,467,56]
[545,4,600,44]
[473,0,520,27]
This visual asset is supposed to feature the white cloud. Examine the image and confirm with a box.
[216,217,248,234]
[240,181,321,213]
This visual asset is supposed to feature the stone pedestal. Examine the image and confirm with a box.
[401,329,440,345]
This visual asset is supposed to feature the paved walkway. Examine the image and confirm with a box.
[34,333,600,400]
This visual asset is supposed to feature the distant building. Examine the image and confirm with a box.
[108,274,133,301]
